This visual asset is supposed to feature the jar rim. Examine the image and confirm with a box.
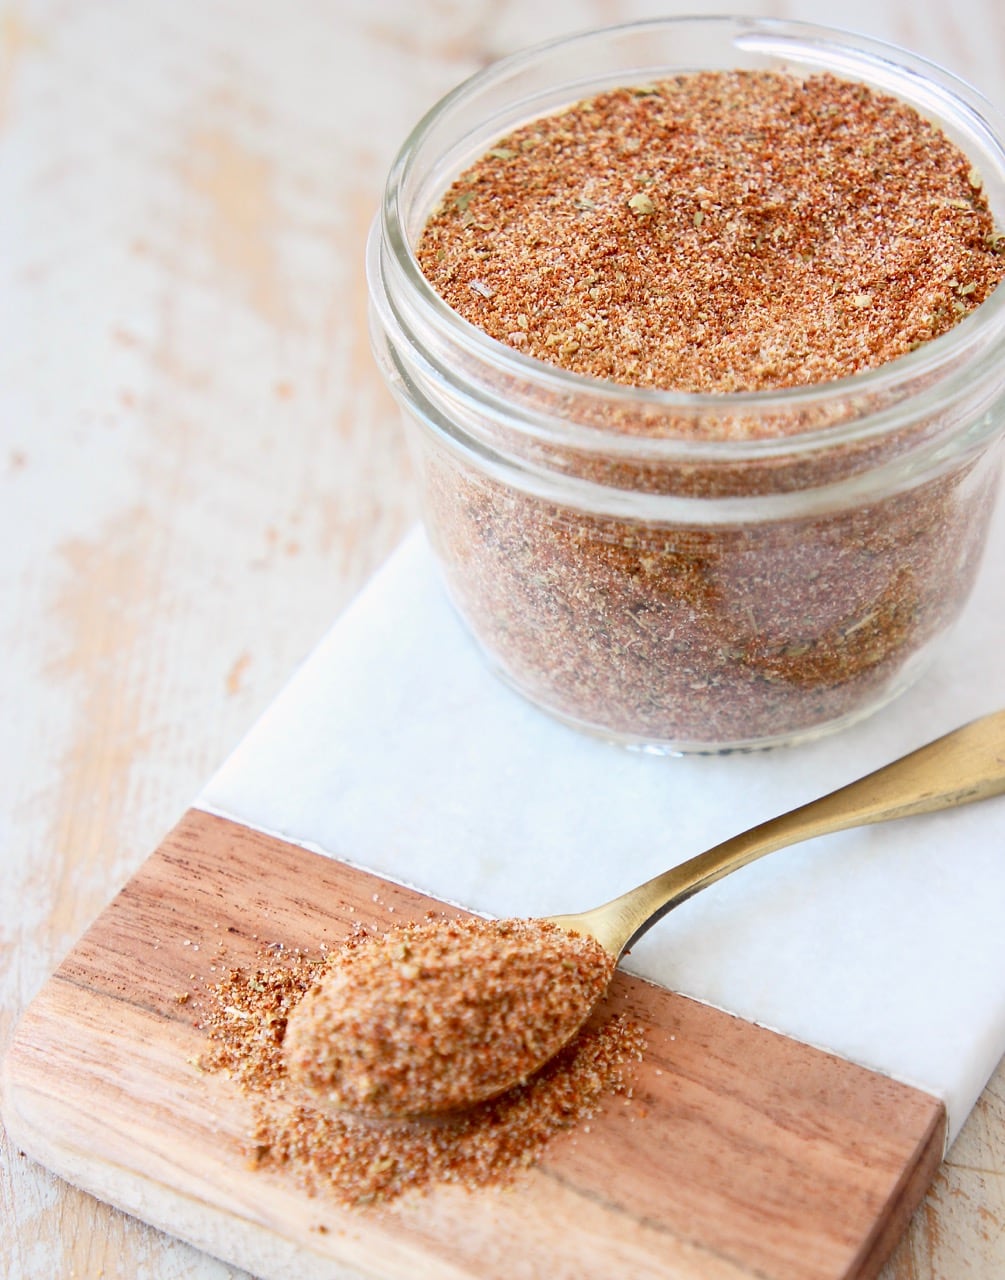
[378,14,1005,453]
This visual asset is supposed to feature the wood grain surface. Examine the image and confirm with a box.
[2,3,1003,1278]
[3,809,948,1280]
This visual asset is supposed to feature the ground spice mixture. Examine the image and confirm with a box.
[419,457,997,744]
[284,916,616,1118]
[418,71,1002,393]
[199,931,644,1208]
[406,70,1005,747]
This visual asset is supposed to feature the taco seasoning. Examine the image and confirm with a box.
[369,20,1005,750]
[284,916,616,1118]
[198,932,643,1208]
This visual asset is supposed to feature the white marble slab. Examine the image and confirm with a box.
[200,496,1005,1146]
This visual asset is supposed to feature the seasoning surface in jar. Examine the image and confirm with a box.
[417,72,1002,395]
[368,22,1005,751]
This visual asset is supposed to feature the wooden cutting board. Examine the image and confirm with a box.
[2,807,946,1280]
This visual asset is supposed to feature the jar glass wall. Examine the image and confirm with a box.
[368,16,1005,752]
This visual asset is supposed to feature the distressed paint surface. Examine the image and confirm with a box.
[0,2,1002,1278]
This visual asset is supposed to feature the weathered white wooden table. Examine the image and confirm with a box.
[2,2,1002,1276]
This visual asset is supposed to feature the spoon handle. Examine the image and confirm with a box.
[565,707,1005,956]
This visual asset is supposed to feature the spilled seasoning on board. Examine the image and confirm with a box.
[198,927,644,1208]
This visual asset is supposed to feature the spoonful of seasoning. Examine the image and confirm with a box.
[283,708,1005,1121]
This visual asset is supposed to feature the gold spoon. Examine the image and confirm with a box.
[287,708,1005,1120]
[550,706,1005,957]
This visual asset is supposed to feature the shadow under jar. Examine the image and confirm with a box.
[368,16,1005,752]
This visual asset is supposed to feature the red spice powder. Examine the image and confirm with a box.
[284,916,616,1118]
[199,938,645,1208]
[417,71,1002,396]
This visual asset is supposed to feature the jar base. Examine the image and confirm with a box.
[474,629,941,756]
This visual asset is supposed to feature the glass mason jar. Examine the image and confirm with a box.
[368,16,1005,752]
